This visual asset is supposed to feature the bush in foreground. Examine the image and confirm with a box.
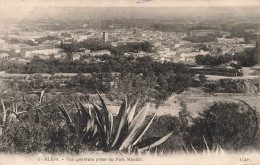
[184,101,258,151]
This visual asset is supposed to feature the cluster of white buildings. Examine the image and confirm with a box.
[217,37,245,44]
[72,50,111,61]
[0,25,257,66]
[20,46,63,58]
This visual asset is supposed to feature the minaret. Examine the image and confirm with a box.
[102,31,108,43]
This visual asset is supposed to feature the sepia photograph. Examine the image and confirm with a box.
[0,0,259,164]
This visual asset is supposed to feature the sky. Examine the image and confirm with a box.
[0,0,260,21]
[1,0,260,8]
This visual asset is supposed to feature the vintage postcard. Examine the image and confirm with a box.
[0,0,259,164]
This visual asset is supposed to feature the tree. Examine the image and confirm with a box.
[186,102,258,151]
[27,57,50,73]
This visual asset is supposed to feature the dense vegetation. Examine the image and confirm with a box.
[204,79,259,93]
[0,94,176,153]
[35,35,60,44]
[1,56,189,74]
[195,42,259,67]
[60,39,154,55]
[0,93,258,154]
[2,56,201,105]
[230,24,259,44]
[195,54,234,67]
[5,72,200,107]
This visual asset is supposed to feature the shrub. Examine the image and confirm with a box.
[184,101,258,151]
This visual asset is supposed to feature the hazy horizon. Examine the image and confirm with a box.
[1,6,260,23]
[0,0,260,22]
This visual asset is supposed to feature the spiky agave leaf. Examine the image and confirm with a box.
[137,132,173,152]
[17,111,27,115]
[191,144,198,154]
[82,116,96,139]
[154,147,158,155]
[96,91,111,140]
[8,113,17,123]
[78,101,92,126]
[216,144,226,155]
[214,144,220,155]
[117,97,127,119]
[119,103,150,150]
[73,98,82,124]
[15,103,18,113]
[132,114,156,146]
[60,120,66,128]
[111,98,127,146]
[35,109,40,123]
[92,124,98,139]
[59,114,72,125]
[7,110,25,122]
[128,103,150,131]
[182,141,188,152]
[81,121,97,141]
[159,149,164,156]
[1,99,6,125]
[88,104,92,118]
[53,101,72,125]
[127,146,131,153]
[87,110,96,138]
[85,117,95,135]
[90,100,104,127]
[219,146,226,155]
[8,104,27,118]
[61,105,73,124]
[127,99,139,124]
[82,121,93,136]
[203,135,210,155]
[111,106,130,148]
[90,102,108,149]
[108,111,113,142]
[39,89,45,104]
[12,103,16,113]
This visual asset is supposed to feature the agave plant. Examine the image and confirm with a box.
[89,91,173,152]
[53,99,98,143]
[0,99,27,135]
[0,99,7,135]
[7,103,27,123]
[53,92,173,153]
[190,136,226,156]
[10,89,47,124]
